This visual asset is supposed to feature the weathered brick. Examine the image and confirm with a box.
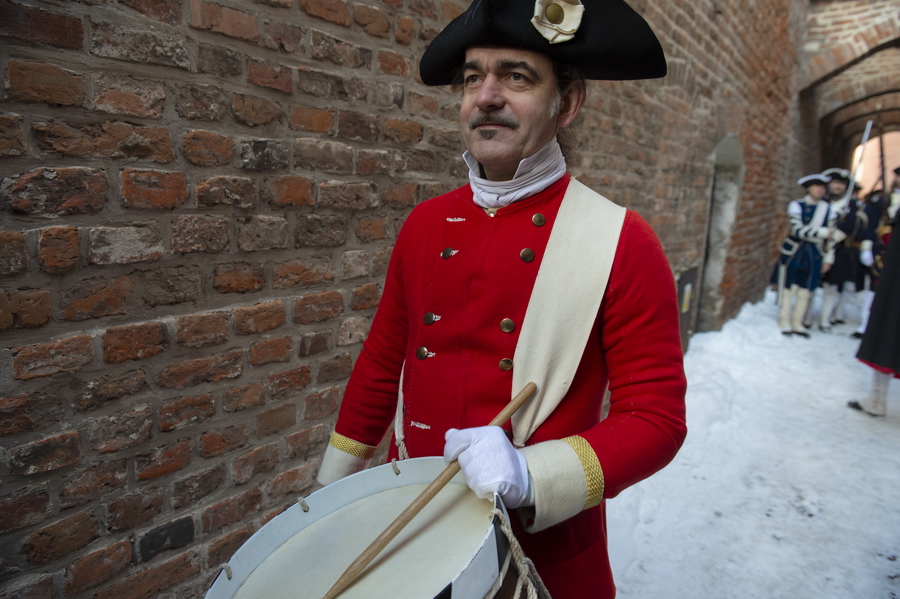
[356,148,394,175]
[265,175,315,208]
[64,539,132,595]
[33,121,174,162]
[297,330,333,358]
[294,290,344,324]
[295,214,348,248]
[39,226,79,273]
[353,4,390,37]
[157,349,243,390]
[106,490,163,532]
[0,1,83,49]
[91,21,190,69]
[12,335,94,380]
[198,43,243,77]
[75,370,146,411]
[296,67,367,102]
[121,168,188,210]
[94,73,165,118]
[120,0,181,24]
[0,290,12,330]
[262,20,304,52]
[373,246,392,277]
[197,176,257,208]
[378,50,411,77]
[247,60,292,93]
[384,118,423,144]
[267,366,311,400]
[351,282,381,311]
[234,299,285,335]
[9,290,51,328]
[396,148,445,173]
[233,444,279,484]
[300,0,350,25]
[270,463,317,501]
[429,126,460,148]
[272,258,334,289]
[141,265,202,307]
[172,214,230,253]
[0,576,54,598]
[190,0,259,41]
[317,353,353,384]
[249,336,292,365]
[159,395,215,432]
[89,224,164,265]
[310,31,371,69]
[8,431,81,476]
[338,110,380,142]
[319,180,373,210]
[285,423,329,460]
[0,232,27,275]
[182,130,234,166]
[59,460,127,509]
[21,511,101,565]
[288,106,334,133]
[408,91,440,116]
[173,465,224,508]
[201,488,262,533]
[0,113,26,157]
[136,439,192,480]
[257,403,296,437]
[238,139,290,171]
[62,276,131,321]
[176,312,229,348]
[214,262,266,293]
[102,322,166,364]
[356,217,389,242]
[232,93,282,127]
[384,181,418,208]
[8,60,85,106]
[91,405,153,453]
[237,215,289,251]
[342,249,369,278]
[0,489,51,534]
[294,138,353,175]
[199,425,248,458]
[338,315,370,346]
[93,551,200,599]
[207,524,254,567]
[4,167,107,216]
[0,393,63,437]
[305,386,339,420]
[173,84,229,121]
[138,517,194,563]
[223,383,266,412]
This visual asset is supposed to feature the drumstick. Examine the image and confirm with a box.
[321,381,538,599]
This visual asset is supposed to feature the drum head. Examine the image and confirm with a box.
[206,457,510,599]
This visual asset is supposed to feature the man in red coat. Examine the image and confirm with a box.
[317,1,688,596]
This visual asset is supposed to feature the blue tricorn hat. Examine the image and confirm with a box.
[797,174,831,187]
[419,0,667,86]
[822,168,851,183]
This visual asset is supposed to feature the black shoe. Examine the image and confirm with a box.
[793,330,810,338]
[781,331,793,336]
[833,319,845,325]
[848,400,863,411]
[851,332,864,339]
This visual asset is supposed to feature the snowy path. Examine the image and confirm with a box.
[608,290,900,599]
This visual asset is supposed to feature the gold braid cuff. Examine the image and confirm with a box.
[562,435,605,509]
[328,432,377,460]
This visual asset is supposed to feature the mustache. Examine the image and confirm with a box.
[469,115,519,130]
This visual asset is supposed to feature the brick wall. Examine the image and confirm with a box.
[1,0,811,597]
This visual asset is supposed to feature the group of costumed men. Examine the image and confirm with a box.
[777,166,900,417]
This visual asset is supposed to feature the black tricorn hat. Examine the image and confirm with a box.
[419,0,667,86]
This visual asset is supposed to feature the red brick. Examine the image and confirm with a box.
[285,424,329,460]
[121,168,188,210]
[197,176,257,208]
[294,290,344,324]
[232,93,283,126]
[295,213,349,247]
[75,370,147,411]
[12,335,94,380]
[181,129,234,166]
[201,488,262,533]
[214,262,266,294]
[305,386,340,420]
[33,121,174,162]
[294,138,354,174]
[300,0,350,26]
[317,353,353,384]
[94,74,166,118]
[270,463,317,501]
[353,4,390,36]
[257,403,296,437]
[93,551,200,599]
[136,438,192,479]
[0,489,51,534]
[0,231,27,275]
[233,444,279,484]
[356,217,389,241]
[190,0,259,41]
[176,312,229,348]
[395,16,413,45]
[61,276,131,321]
[59,460,127,509]
[64,539,132,595]
[0,393,62,437]
[120,0,181,24]
[223,383,266,412]
[39,226,80,273]
[207,524,254,567]
[0,1,83,48]
[199,425,248,458]
[102,322,166,364]
[0,290,11,330]
[338,110,380,142]
[268,366,311,400]
[157,349,243,390]
[265,175,315,207]
[173,83,229,120]
[9,290,51,328]
[173,465,224,508]
[247,60,292,93]
[288,106,334,133]
[234,300,285,335]
[262,20,304,52]
[159,395,216,432]
[319,180,373,210]
[378,51,411,77]
[384,118,423,144]
[5,167,107,216]
[8,431,80,476]
[21,511,101,565]
[172,214,230,253]
[0,575,54,598]
[298,330,333,358]
[408,92,439,116]
[249,336,292,366]
[273,260,331,292]
[8,59,84,106]
[0,113,26,157]
[89,224,164,265]
[384,181,418,208]
[91,406,153,453]
[106,490,164,533]
[351,282,382,311]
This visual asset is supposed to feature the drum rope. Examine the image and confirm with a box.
[489,508,552,599]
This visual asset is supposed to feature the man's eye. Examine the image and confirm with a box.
[509,73,526,81]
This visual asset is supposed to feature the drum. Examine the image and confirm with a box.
[205,457,512,599]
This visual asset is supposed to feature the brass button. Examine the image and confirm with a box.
[424,312,436,325]
[520,248,535,263]
[416,347,429,360]
[441,247,454,259]
[500,318,515,333]
[532,213,546,227]
[499,358,514,371]
[545,2,564,24]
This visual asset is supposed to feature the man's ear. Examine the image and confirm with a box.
[557,81,585,128]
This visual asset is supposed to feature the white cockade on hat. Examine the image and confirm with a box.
[531,0,585,44]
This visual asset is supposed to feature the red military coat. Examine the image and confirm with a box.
[329,175,687,598]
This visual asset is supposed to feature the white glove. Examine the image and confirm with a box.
[831,229,847,243]
[861,249,874,267]
[444,426,530,509]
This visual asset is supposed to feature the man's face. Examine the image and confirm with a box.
[829,179,847,196]
[459,46,581,182]
[807,183,827,200]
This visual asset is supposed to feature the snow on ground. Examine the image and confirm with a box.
[608,289,900,599]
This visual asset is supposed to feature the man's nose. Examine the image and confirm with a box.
[475,75,505,111]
